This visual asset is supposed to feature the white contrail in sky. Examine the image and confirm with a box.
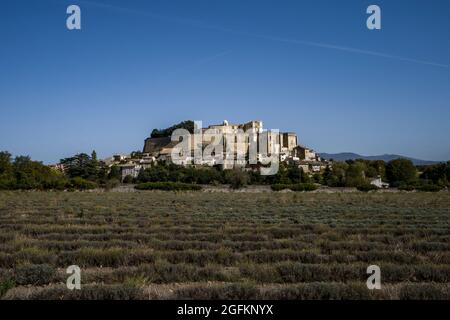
[249,35,450,69]
[73,0,450,69]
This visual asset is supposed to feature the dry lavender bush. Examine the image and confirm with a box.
[0,191,449,300]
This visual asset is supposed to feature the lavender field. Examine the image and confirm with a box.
[0,191,449,299]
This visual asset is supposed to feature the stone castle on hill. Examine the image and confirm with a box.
[106,120,327,180]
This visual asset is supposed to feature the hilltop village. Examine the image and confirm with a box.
[2,120,448,191]
[104,120,328,181]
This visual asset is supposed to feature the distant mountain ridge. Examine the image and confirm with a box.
[319,152,441,166]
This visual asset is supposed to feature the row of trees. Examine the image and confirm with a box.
[1,149,448,191]
[0,151,121,190]
[59,152,121,183]
[322,158,450,190]
[0,152,64,190]
[133,158,448,190]
[321,158,417,188]
[133,162,312,189]
[419,162,450,186]
[57,151,124,189]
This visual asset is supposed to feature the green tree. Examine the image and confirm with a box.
[322,165,333,186]
[150,120,194,138]
[368,160,386,179]
[420,162,450,186]
[0,151,13,175]
[345,161,367,187]
[122,175,134,184]
[130,151,143,159]
[89,150,99,177]
[0,151,15,189]
[108,165,122,181]
[13,156,63,190]
[300,168,311,183]
[273,163,291,184]
[287,163,301,183]
[60,153,99,180]
[386,159,417,186]
[224,168,249,189]
[329,162,349,187]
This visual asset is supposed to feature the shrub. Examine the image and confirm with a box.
[104,178,120,190]
[276,263,330,282]
[122,175,134,184]
[0,177,17,190]
[271,183,317,192]
[174,283,259,300]
[271,184,290,191]
[273,262,363,283]
[14,264,56,285]
[135,182,201,191]
[163,249,238,266]
[5,284,145,300]
[14,247,56,265]
[398,184,415,191]
[0,253,15,268]
[69,177,97,190]
[240,264,281,283]
[416,184,442,192]
[399,283,450,300]
[290,183,318,191]
[259,283,386,300]
[412,265,450,282]
[357,184,379,192]
[59,248,127,267]
[123,275,149,288]
[0,277,15,297]
[134,261,228,283]
[243,250,322,264]
[398,183,442,192]
[224,169,249,189]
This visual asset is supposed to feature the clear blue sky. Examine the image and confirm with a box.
[1,0,449,163]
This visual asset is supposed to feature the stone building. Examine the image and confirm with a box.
[139,120,325,172]
[281,132,298,152]
[293,145,318,161]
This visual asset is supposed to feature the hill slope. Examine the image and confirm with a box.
[319,152,440,166]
